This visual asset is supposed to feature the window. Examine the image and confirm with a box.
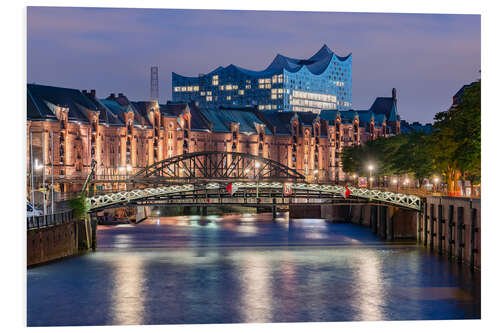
[238,90,244,95]
[227,96,231,101]
[174,86,181,92]
[226,84,232,90]
[212,75,219,86]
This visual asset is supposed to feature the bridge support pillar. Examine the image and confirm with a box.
[202,206,208,216]
[386,207,394,241]
[272,198,277,220]
[370,206,377,234]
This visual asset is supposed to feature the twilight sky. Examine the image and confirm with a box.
[27,7,480,123]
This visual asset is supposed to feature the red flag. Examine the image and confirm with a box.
[226,183,238,196]
[283,183,292,195]
[344,186,351,199]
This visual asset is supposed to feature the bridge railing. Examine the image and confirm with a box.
[27,210,74,230]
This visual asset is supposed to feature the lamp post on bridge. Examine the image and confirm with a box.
[367,164,374,189]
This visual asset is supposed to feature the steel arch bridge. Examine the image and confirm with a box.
[85,152,421,212]
[87,182,421,212]
[131,151,305,184]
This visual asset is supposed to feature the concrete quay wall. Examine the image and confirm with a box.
[27,219,93,267]
[419,196,480,269]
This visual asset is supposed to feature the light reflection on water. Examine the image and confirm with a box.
[27,213,480,326]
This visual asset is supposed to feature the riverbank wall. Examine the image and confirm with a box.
[291,204,417,240]
[419,196,480,269]
[27,219,92,267]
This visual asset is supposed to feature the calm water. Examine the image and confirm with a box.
[27,213,480,326]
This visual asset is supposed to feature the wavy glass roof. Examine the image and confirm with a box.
[174,45,351,79]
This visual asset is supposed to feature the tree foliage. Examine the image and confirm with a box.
[68,194,89,220]
[341,80,480,191]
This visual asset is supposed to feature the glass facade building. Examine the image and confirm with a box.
[172,45,352,113]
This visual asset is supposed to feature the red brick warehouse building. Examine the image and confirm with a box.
[27,82,400,194]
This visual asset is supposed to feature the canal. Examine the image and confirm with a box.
[27,213,480,326]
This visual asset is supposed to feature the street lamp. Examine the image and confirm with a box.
[433,176,440,192]
[313,169,319,183]
[392,177,399,192]
[367,164,374,189]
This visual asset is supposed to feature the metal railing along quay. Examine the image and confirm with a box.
[27,210,74,230]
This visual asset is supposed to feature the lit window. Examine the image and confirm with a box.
[245,84,251,89]
[193,86,199,91]
[187,86,193,92]
[226,84,232,90]
[181,86,186,92]
[258,79,265,84]
[174,86,181,92]
[271,94,277,100]
[212,75,219,86]
[220,86,225,90]
[238,90,244,95]
[233,85,238,90]
[207,91,212,96]
[206,96,212,101]
[200,91,206,96]
[259,84,265,89]
[258,105,264,110]
[265,84,271,89]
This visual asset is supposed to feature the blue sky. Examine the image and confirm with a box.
[27,7,480,123]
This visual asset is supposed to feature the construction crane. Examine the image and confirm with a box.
[81,159,97,196]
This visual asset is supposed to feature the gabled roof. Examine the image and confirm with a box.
[260,111,296,135]
[201,107,272,135]
[27,83,102,123]
[319,109,340,125]
[369,97,398,122]
[174,44,351,80]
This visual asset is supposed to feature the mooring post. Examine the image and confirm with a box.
[448,205,455,260]
[430,203,435,251]
[417,211,421,244]
[470,205,477,270]
[423,201,428,246]
[272,197,277,220]
[457,206,464,263]
[438,203,444,254]
[90,213,97,251]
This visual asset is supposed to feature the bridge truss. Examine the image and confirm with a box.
[87,182,421,212]
[132,151,305,183]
